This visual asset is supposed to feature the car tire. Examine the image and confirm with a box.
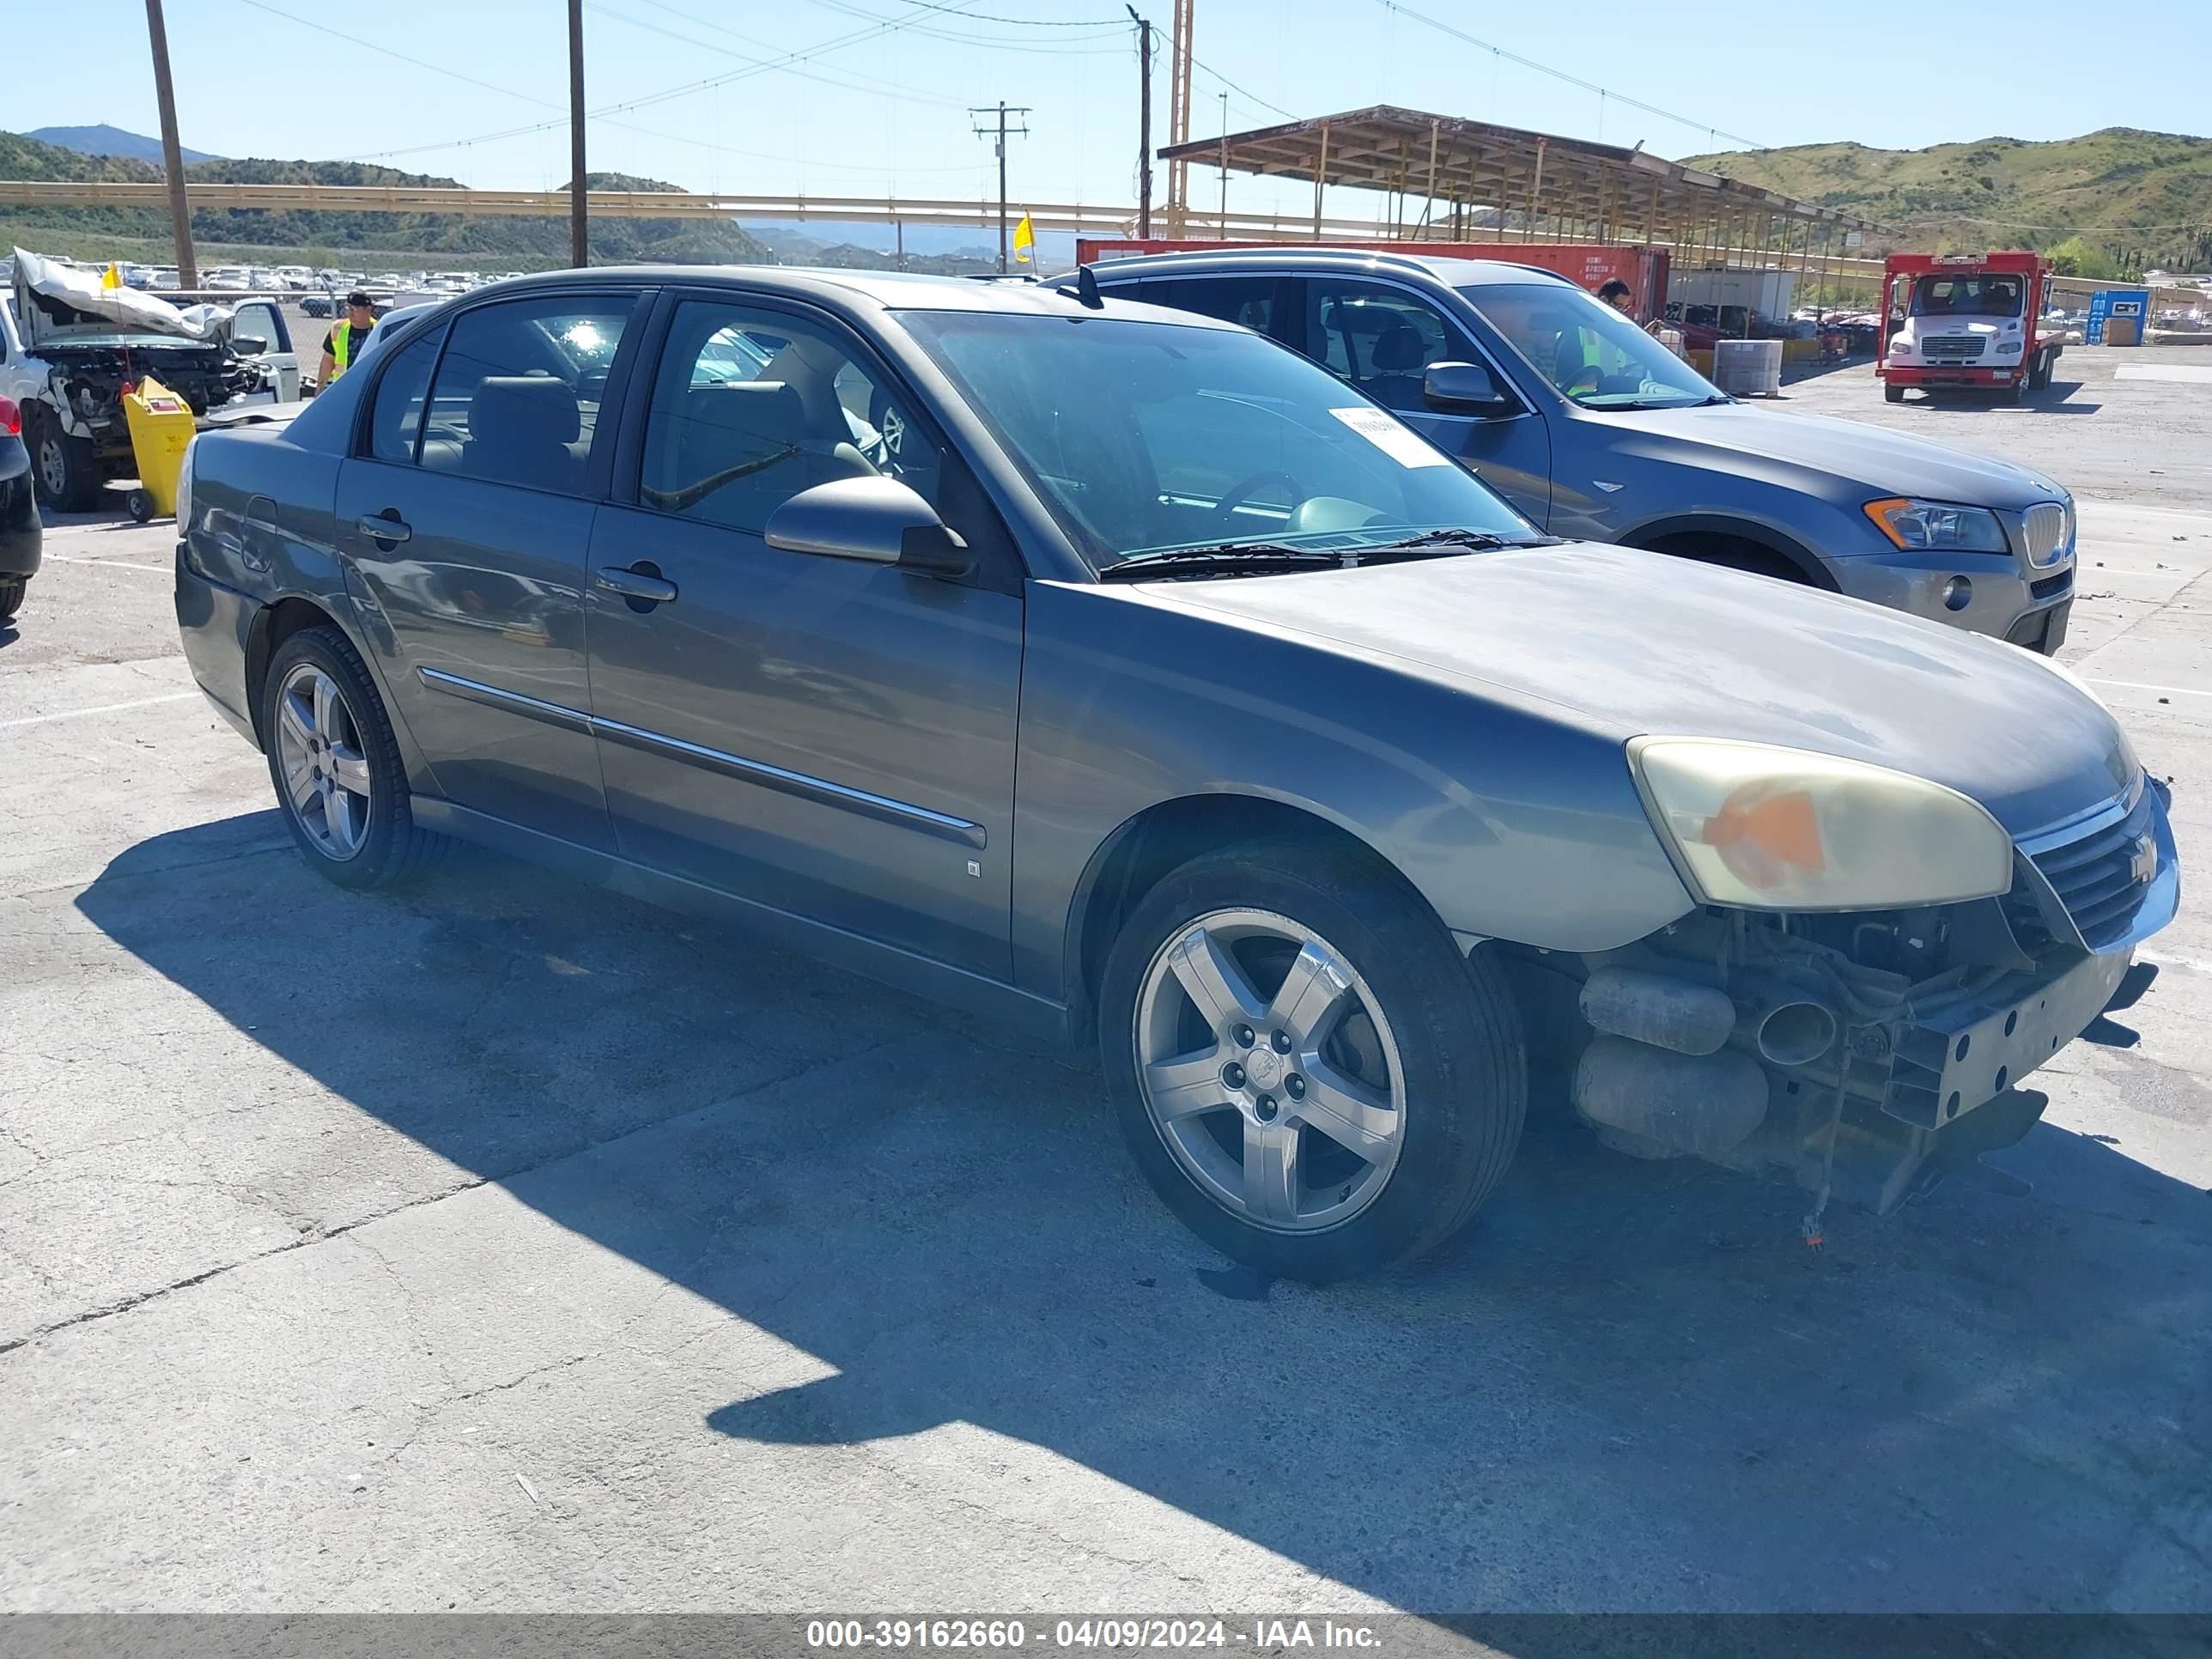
[260,624,446,890]
[28,408,102,512]
[1099,836,1526,1281]
[0,575,24,623]
[1883,383,1905,404]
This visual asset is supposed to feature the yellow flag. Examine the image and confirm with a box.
[1012,212,1036,264]
[102,261,123,289]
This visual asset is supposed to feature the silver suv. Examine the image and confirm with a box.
[1091,250,2077,652]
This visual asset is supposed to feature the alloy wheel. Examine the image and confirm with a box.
[273,662,373,860]
[1132,908,1406,1232]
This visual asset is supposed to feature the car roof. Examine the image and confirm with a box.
[444,264,1240,326]
[1081,248,1579,289]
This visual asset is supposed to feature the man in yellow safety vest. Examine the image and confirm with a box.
[319,290,377,388]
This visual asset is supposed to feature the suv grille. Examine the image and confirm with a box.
[2027,788,2158,949]
[2023,501,2072,568]
[1921,336,1985,361]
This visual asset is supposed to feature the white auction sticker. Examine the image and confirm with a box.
[1328,406,1449,467]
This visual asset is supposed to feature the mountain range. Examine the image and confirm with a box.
[27,124,221,165]
[1683,127,2212,273]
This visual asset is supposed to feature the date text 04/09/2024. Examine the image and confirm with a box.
[803,1620,1385,1650]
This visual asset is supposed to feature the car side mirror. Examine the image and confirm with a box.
[1423,361,1516,416]
[763,475,974,578]
[230,335,269,356]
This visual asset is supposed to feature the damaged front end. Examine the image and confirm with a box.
[1552,774,2178,1214]
[40,344,260,460]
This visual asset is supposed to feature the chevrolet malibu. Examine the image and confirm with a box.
[173,268,2177,1280]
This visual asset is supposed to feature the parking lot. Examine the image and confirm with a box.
[3,343,2209,1623]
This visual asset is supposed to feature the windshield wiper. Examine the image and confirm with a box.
[1371,527,1564,552]
[1098,543,1349,581]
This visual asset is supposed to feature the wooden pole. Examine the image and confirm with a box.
[1129,10,1153,240]
[143,0,198,288]
[568,0,588,266]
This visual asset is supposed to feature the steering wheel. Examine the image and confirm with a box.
[1213,470,1304,529]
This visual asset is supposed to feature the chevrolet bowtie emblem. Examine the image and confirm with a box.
[2130,834,2159,885]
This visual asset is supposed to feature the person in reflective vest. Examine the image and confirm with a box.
[319,291,376,387]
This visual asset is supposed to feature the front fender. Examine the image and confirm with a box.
[1010,580,1696,1002]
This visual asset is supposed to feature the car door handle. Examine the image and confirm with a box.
[595,563,678,605]
[357,512,411,544]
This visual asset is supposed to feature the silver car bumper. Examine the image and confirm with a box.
[1831,547,2074,652]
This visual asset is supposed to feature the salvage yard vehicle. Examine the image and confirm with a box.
[1090,249,2079,653]
[174,269,2176,1279]
[3,248,297,510]
[1880,251,2063,404]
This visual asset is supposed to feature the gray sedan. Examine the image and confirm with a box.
[172,268,2175,1280]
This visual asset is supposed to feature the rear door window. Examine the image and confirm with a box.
[1133,276,1287,340]
[365,327,442,465]
[416,297,637,495]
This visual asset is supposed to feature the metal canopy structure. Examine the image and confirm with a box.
[1157,104,1875,262]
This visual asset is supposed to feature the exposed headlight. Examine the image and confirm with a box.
[1631,737,2014,911]
[1887,333,1914,356]
[1863,497,2011,552]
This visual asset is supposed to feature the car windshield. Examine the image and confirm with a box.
[1461,282,1723,410]
[896,311,1537,568]
[1912,275,2025,318]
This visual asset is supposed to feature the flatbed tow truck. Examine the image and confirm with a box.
[1879,251,2061,403]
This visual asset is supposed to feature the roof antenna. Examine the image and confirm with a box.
[1059,264,1105,309]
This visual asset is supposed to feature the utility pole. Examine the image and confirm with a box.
[1218,91,1229,237]
[1164,0,1194,236]
[143,0,197,288]
[1127,7,1152,240]
[568,0,589,266]
[969,102,1031,273]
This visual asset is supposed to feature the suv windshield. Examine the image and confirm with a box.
[1461,282,1722,410]
[1911,275,2025,318]
[896,311,1537,568]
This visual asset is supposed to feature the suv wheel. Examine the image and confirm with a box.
[1100,838,1526,1281]
[261,625,444,890]
[29,409,101,512]
[0,576,23,623]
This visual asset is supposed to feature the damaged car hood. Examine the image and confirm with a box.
[11,246,218,351]
[1154,542,2135,837]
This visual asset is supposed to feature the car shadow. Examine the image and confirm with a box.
[73,815,2212,1612]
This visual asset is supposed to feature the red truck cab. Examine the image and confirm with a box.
[1878,251,2062,402]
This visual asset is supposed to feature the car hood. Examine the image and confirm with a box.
[1155,543,2133,836]
[1589,402,2063,509]
[11,246,217,352]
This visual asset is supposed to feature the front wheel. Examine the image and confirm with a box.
[1883,382,1905,404]
[1099,838,1527,1281]
[0,575,24,623]
[260,624,445,890]
[29,410,102,511]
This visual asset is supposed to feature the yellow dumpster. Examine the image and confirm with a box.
[122,374,197,523]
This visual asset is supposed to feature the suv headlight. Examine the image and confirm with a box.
[1863,497,2010,552]
[1631,737,2014,911]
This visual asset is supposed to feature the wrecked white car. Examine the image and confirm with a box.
[2,248,296,510]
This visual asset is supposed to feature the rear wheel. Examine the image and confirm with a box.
[1099,837,1526,1281]
[260,625,445,890]
[0,576,24,623]
[29,409,101,511]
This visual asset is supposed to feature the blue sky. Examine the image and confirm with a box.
[15,0,2208,225]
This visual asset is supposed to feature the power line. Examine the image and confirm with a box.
[1185,51,1293,121]
[802,0,1127,52]
[1371,0,1766,152]
[897,0,1122,22]
[589,3,969,104]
